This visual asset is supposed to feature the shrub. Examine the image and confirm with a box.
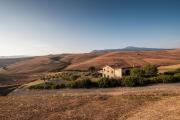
[130,68,144,77]
[97,77,120,88]
[175,68,180,73]
[59,83,66,88]
[66,81,77,88]
[66,78,93,88]
[143,64,158,77]
[173,73,180,82]
[109,79,121,87]
[50,83,57,89]
[122,76,137,87]
[157,75,174,83]
[164,71,175,75]
[147,77,159,84]
[70,74,80,81]
[122,76,148,87]
[91,72,101,77]
[29,82,62,89]
[78,79,93,88]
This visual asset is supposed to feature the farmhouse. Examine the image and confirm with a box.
[102,64,137,79]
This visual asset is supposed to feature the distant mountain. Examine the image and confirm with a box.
[91,46,173,53]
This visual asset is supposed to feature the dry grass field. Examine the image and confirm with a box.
[0,83,180,120]
[158,64,180,73]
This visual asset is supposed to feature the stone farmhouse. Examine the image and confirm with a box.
[101,64,138,79]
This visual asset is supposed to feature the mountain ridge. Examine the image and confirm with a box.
[91,46,173,53]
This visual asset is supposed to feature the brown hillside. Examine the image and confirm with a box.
[1,53,102,74]
[65,49,180,70]
[1,49,180,73]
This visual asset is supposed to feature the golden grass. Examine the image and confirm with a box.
[22,80,44,88]
[158,64,180,73]
[1,84,180,120]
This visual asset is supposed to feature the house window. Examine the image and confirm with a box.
[124,69,130,75]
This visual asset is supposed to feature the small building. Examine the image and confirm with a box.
[102,64,137,79]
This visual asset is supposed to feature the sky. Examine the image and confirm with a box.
[0,0,180,56]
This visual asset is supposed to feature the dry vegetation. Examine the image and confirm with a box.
[158,64,180,73]
[0,83,180,120]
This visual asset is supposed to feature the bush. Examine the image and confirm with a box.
[66,78,94,88]
[122,76,149,87]
[29,82,63,89]
[164,71,175,75]
[59,83,66,88]
[175,68,180,73]
[173,73,180,82]
[147,77,159,84]
[97,77,120,88]
[122,76,137,87]
[78,79,93,88]
[70,74,80,81]
[143,64,158,77]
[156,75,174,83]
[130,68,144,77]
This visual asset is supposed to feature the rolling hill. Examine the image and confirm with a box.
[0,49,180,86]
[66,49,180,70]
[0,49,179,73]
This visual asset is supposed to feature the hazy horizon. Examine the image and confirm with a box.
[0,0,180,56]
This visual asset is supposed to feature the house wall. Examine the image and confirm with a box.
[102,66,115,78]
[102,66,123,78]
[114,69,122,78]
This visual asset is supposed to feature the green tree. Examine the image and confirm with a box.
[122,76,137,87]
[175,68,180,73]
[143,64,158,77]
[97,77,120,88]
[130,68,144,77]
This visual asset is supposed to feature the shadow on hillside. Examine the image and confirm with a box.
[0,85,19,96]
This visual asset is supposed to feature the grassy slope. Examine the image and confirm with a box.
[0,84,180,120]
[158,64,180,73]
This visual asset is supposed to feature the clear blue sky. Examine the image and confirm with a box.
[0,0,180,56]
